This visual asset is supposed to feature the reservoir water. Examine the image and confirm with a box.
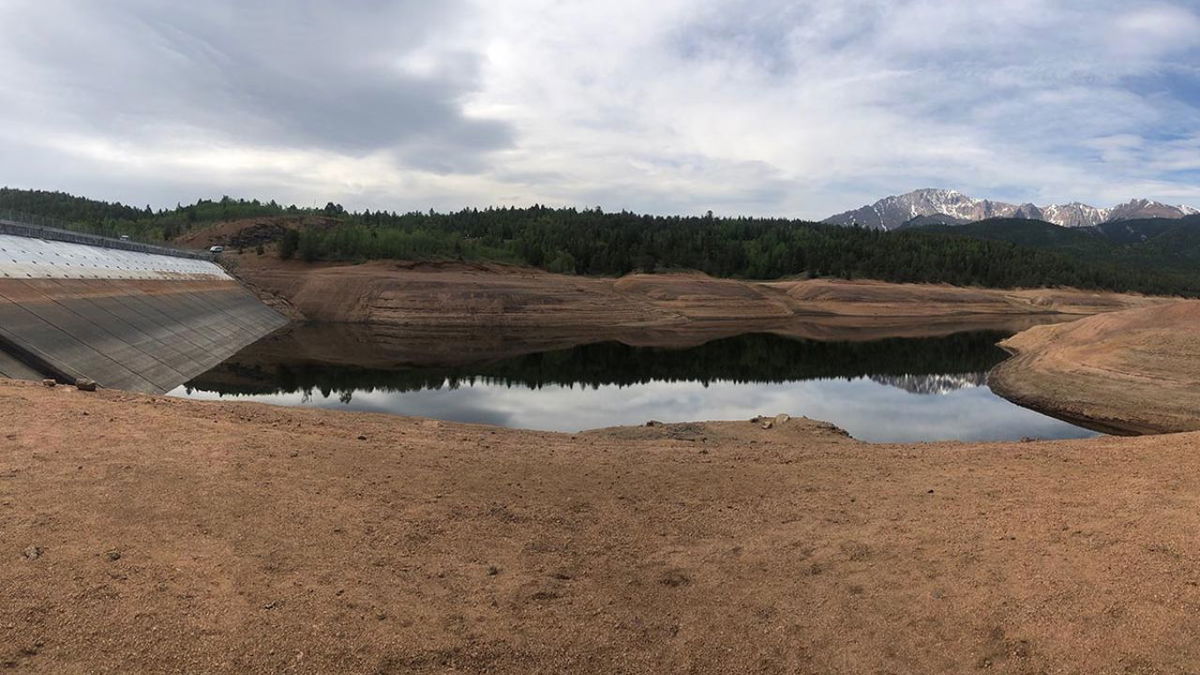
[170,327,1099,443]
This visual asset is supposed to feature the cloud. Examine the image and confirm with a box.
[1,0,1199,216]
[463,0,1200,213]
[0,0,511,172]
[1111,4,1200,58]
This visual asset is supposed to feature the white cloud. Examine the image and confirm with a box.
[1,0,1199,216]
[1111,4,1200,58]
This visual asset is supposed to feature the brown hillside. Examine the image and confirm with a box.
[218,250,1166,335]
[173,216,338,250]
[991,301,1200,434]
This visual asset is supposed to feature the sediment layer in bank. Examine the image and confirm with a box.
[229,257,1165,331]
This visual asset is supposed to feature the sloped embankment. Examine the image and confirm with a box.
[231,257,1165,332]
[990,301,1200,434]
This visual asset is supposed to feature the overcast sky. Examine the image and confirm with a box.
[1,0,1198,218]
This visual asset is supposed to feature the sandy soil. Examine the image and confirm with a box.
[990,300,1200,435]
[223,255,1165,333]
[5,379,1200,672]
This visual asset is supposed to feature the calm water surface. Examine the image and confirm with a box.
[170,330,1099,443]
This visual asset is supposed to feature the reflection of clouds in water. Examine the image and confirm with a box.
[170,376,1097,443]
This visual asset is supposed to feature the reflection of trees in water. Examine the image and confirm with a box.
[186,331,1012,400]
[869,372,990,395]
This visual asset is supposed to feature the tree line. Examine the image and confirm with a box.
[277,206,1200,295]
[2,187,1197,296]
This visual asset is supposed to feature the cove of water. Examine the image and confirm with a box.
[169,328,1099,443]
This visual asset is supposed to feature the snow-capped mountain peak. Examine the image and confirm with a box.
[1038,202,1111,228]
[824,190,1200,230]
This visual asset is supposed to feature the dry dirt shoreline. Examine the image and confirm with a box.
[991,300,1200,435]
[6,379,1200,673]
[228,256,1166,334]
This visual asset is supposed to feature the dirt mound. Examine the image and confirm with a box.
[614,273,773,300]
[173,215,338,250]
[237,260,670,328]
[613,273,795,320]
[991,300,1200,434]
[781,278,1001,308]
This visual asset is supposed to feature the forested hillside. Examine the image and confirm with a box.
[0,188,292,240]
[279,208,1195,294]
[919,216,1200,275]
[3,187,1197,296]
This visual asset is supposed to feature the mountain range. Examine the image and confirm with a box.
[824,189,1199,231]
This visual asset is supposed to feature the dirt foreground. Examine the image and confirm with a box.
[991,300,1200,434]
[5,379,1200,672]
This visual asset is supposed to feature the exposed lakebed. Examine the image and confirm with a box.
[169,324,1098,442]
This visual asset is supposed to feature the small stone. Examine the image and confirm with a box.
[41,379,56,388]
[762,413,790,430]
[659,569,691,587]
[22,546,42,561]
[105,550,121,562]
[357,435,368,441]
[75,378,97,392]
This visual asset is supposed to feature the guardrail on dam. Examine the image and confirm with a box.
[0,217,288,394]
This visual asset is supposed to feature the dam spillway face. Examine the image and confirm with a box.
[0,232,288,394]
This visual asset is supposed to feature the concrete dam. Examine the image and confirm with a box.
[0,217,287,394]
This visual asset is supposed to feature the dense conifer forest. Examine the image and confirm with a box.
[2,187,1197,296]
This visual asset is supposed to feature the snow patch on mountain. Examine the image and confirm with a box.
[824,189,1199,231]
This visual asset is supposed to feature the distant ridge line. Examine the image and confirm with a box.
[823,189,1199,231]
